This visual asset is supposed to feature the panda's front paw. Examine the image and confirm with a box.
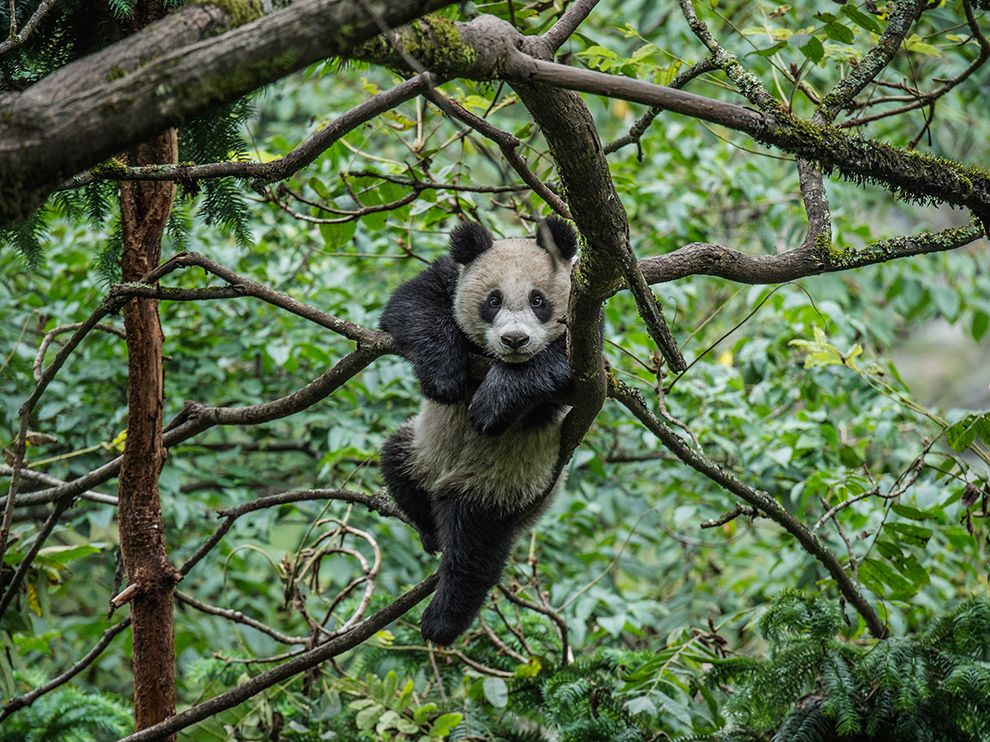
[468,391,513,436]
[418,366,467,405]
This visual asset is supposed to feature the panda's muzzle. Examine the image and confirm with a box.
[500,331,530,350]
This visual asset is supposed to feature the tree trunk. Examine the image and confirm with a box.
[117,127,181,738]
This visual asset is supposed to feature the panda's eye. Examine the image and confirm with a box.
[530,295,544,308]
[488,292,502,308]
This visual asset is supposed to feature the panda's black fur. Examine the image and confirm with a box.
[380,217,578,645]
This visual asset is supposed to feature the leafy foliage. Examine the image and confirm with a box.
[709,593,990,741]
[2,0,990,740]
[0,683,131,741]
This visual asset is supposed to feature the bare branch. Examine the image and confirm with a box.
[176,591,308,645]
[541,0,602,53]
[344,170,531,194]
[112,251,386,346]
[34,322,125,380]
[627,221,983,291]
[63,75,431,191]
[0,0,56,55]
[422,88,572,219]
[0,466,117,508]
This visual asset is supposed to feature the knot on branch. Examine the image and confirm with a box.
[109,563,181,610]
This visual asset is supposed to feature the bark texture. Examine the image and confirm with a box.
[117,127,181,737]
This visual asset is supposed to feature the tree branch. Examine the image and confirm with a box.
[61,74,432,191]
[0,0,453,222]
[626,220,984,291]
[541,0,602,53]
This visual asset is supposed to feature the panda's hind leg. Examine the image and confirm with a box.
[420,496,517,645]
[381,425,440,554]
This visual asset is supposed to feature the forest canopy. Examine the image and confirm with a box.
[1,0,989,739]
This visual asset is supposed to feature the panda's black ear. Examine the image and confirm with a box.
[536,216,578,262]
[449,222,494,264]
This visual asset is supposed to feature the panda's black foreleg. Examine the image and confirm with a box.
[468,336,573,435]
[381,425,441,554]
[420,497,518,645]
[380,258,469,404]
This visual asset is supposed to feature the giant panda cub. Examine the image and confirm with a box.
[380,217,578,645]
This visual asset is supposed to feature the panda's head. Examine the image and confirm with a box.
[450,218,578,364]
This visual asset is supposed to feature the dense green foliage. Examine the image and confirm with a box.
[2,0,990,739]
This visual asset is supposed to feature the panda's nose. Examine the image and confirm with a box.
[501,332,530,349]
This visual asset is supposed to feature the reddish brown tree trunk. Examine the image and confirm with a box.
[117,128,181,738]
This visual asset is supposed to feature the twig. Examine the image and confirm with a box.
[604,57,719,156]
[422,88,571,219]
[478,614,528,663]
[541,0,602,53]
[0,467,117,507]
[344,170,531,194]
[175,590,308,645]
[700,505,758,529]
[497,585,571,663]
[31,321,126,383]
[0,0,57,55]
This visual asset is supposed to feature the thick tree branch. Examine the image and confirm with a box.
[816,0,929,123]
[0,0,453,222]
[500,52,990,226]
[626,221,984,292]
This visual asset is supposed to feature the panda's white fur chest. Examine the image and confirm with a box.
[409,400,566,509]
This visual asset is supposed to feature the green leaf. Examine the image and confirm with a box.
[413,703,438,724]
[483,677,508,708]
[36,543,103,565]
[841,5,882,33]
[945,414,990,452]
[750,41,788,57]
[886,522,932,547]
[319,219,357,250]
[971,310,989,341]
[904,34,942,58]
[823,21,854,44]
[356,702,383,730]
[798,35,825,64]
[428,712,463,737]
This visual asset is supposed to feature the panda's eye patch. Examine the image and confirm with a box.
[480,290,503,323]
[530,290,553,322]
